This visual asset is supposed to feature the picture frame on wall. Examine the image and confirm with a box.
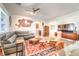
[9,16,12,26]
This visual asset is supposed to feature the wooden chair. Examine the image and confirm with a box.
[49,41,57,48]
[55,41,64,50]
[2,43,24,56]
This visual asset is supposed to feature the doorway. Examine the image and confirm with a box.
[43,25,49,37]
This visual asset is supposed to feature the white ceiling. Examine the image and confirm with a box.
[3,3,79,22]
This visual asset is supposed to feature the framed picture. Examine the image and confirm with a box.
[9,16,12,26]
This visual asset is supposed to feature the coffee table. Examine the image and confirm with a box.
[29,38,39,45]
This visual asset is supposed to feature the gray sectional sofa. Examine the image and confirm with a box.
[0,31,35,56]
[16,31,35,40]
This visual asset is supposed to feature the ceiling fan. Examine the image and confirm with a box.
[32,8,40,13]
[16,3,40,15]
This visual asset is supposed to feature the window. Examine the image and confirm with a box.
[0,7,9,33]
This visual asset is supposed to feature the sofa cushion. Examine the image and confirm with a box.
[3,43,16,49]
[24,34,35,40]
[16,31,30,37]
[8,34,17,43]
[4,32,15,41]
[0,33,6,41]
[1,40,11,44]
[16,31,29,34]
[4,45,23,55]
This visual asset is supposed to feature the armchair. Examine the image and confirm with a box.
[1,42,24,56]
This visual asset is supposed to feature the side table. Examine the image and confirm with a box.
[16,37,25,56]
[29,38,39,45]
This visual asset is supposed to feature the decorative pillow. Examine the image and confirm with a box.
[5,32,15,41]
[0,34,6,41]
[55,32,58,37]
[3,43,16,49]
[2,40,11,44]
[0,39,1,41]
[7,34,17,43]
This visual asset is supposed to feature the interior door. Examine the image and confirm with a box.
[43,25,49,37]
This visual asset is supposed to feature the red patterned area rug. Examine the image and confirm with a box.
[25,41,59,56]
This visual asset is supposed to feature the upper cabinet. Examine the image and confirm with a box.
[58,23,76,33]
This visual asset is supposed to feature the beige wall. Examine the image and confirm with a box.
[53,10,79,25]
[48,10,79,37]
[9,8,79,34]
[10,15,36,33]
[0,4,9,15]
[49,10,79,30]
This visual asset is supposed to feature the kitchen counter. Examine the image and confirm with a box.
[62,32,78,40]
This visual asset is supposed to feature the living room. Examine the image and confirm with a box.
[0,3,79,56]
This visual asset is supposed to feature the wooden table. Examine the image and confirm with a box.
[39,40,46,48]
[16,37,25,44]
[29,38,39,45]
[49,41,57,47]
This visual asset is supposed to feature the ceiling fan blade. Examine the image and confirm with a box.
[33,8,40,13]
[16,3,21,6]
